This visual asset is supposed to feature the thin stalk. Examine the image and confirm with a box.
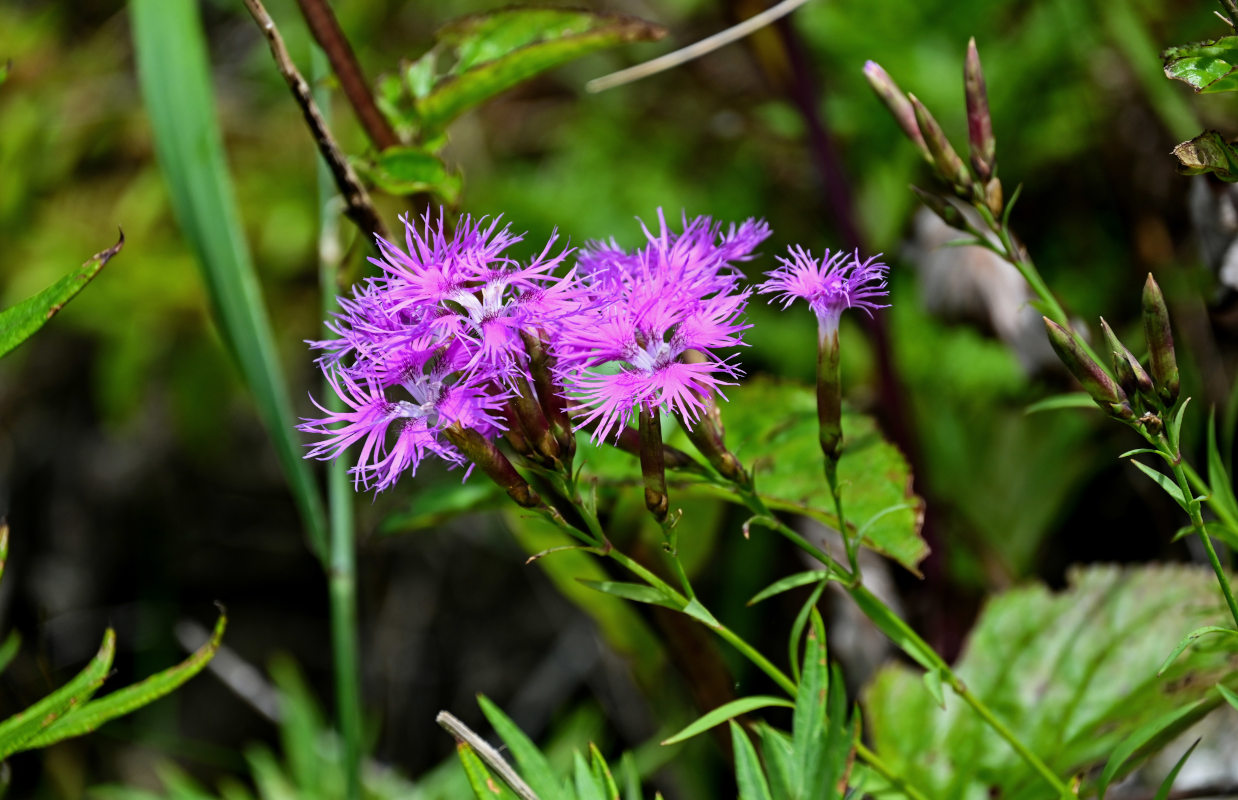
[1171,458,1238,628]
[950,681,1072,797]
[314,46,363,800]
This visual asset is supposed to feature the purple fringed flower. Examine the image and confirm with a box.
[300,211,575,492]
[557,210,769,443]
[758,246,889,338]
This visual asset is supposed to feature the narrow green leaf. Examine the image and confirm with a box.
[1097,699,1204,798]
[748,570,833,606]
[1157,625,1238,675]
[822,665,855,799]
[1163,37,1238,93]
[416,10,665,132]
[457,742,521,800]
[1218,683,1238,711]
[1171,130,1238,181]
[1024,393,1095,414]
[921,667,946,709]
[681,597,720,628]
[1117,448,1166,460]
[620,752,642,800]
[849,585,944,672]
[578,580,677,609]
[588,743,620,800]
[573,751,605,800]
[729,722,774,800]
[792,609,829,797]
[130,0,328,561]
[1152,739,1200,800]
[789,579,827,684]
[20,613,226,752]
[1207,410,1238,529]
[0,234,123,360]
[756,724,794,800]
[478,695,568,800]
[0,61,8,86]
[0,632,20,677]
[661,696,795,746]
[1167,398,1192,450]
[1130,460,1187,507]
[0,628,115,758]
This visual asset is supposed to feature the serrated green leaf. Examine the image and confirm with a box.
[578,580,677,609]
[661,696,795,746]
[416,10,665,132]
[0,628,115,758]
[1171,130,1238,181]
[355,146,460,202]
[674,378,926,573]
[865,565,1238,800]
[1130,459,1186,507]
[1024,393,1096,414]
[19,613,225,752]
[749,570,833,606]
[457,742,522,800]
[1157,625,1238,675]
[730,722,774,800]
[1152,739,1200,800]
[131,0,327,561]
[478,695,568,800]
[0,234,122,360]
[1097,699,1204,798]
[1164,37,1238,93]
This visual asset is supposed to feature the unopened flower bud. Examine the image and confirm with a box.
[1099,317,1153,400]
[818,327,843,464]
[522,331,575,465]
[863,61,933,165]
[984,176,1004,218]
[909,93,972,194]
[1044,318,1128,413]
[964,38,996,184]
[444,424,543,509]
[1141,274,1180,405]
[911,185,965,229]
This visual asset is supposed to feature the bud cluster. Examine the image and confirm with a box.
[864,38,1003,220]
[1042,274,1180,431]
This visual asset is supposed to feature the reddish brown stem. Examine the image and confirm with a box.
[294,0,400,150]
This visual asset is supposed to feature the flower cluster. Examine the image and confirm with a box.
[301,207,890,494]
[556,211,770,443]
[300,211,573,491]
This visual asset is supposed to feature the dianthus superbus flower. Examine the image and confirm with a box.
[300,211,575,493]
[758,246,890,473]
[558,210,769,444]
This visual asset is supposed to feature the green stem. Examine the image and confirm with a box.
[314,46,362,800]
[1170,458,1238,629]
[950,680,1072,798]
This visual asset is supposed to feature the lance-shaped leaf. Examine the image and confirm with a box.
[0,629,115,758]
[16,612,226,752]
[1163,37,1238,93]
[0,234,122,360]
[864,565,1238,800]
[353,146,461,203]
[412,9,665,133]
[1171,130,1238,181]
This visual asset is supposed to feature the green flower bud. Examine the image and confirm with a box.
[1141,274,1180,405]
[1044,318,1129,415]
[909,93,972,194]
[863,61,933,165]
[1099,316,1153,400]
[911,185,965,229]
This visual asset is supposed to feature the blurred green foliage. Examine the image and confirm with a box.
[4,0,1238,796]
